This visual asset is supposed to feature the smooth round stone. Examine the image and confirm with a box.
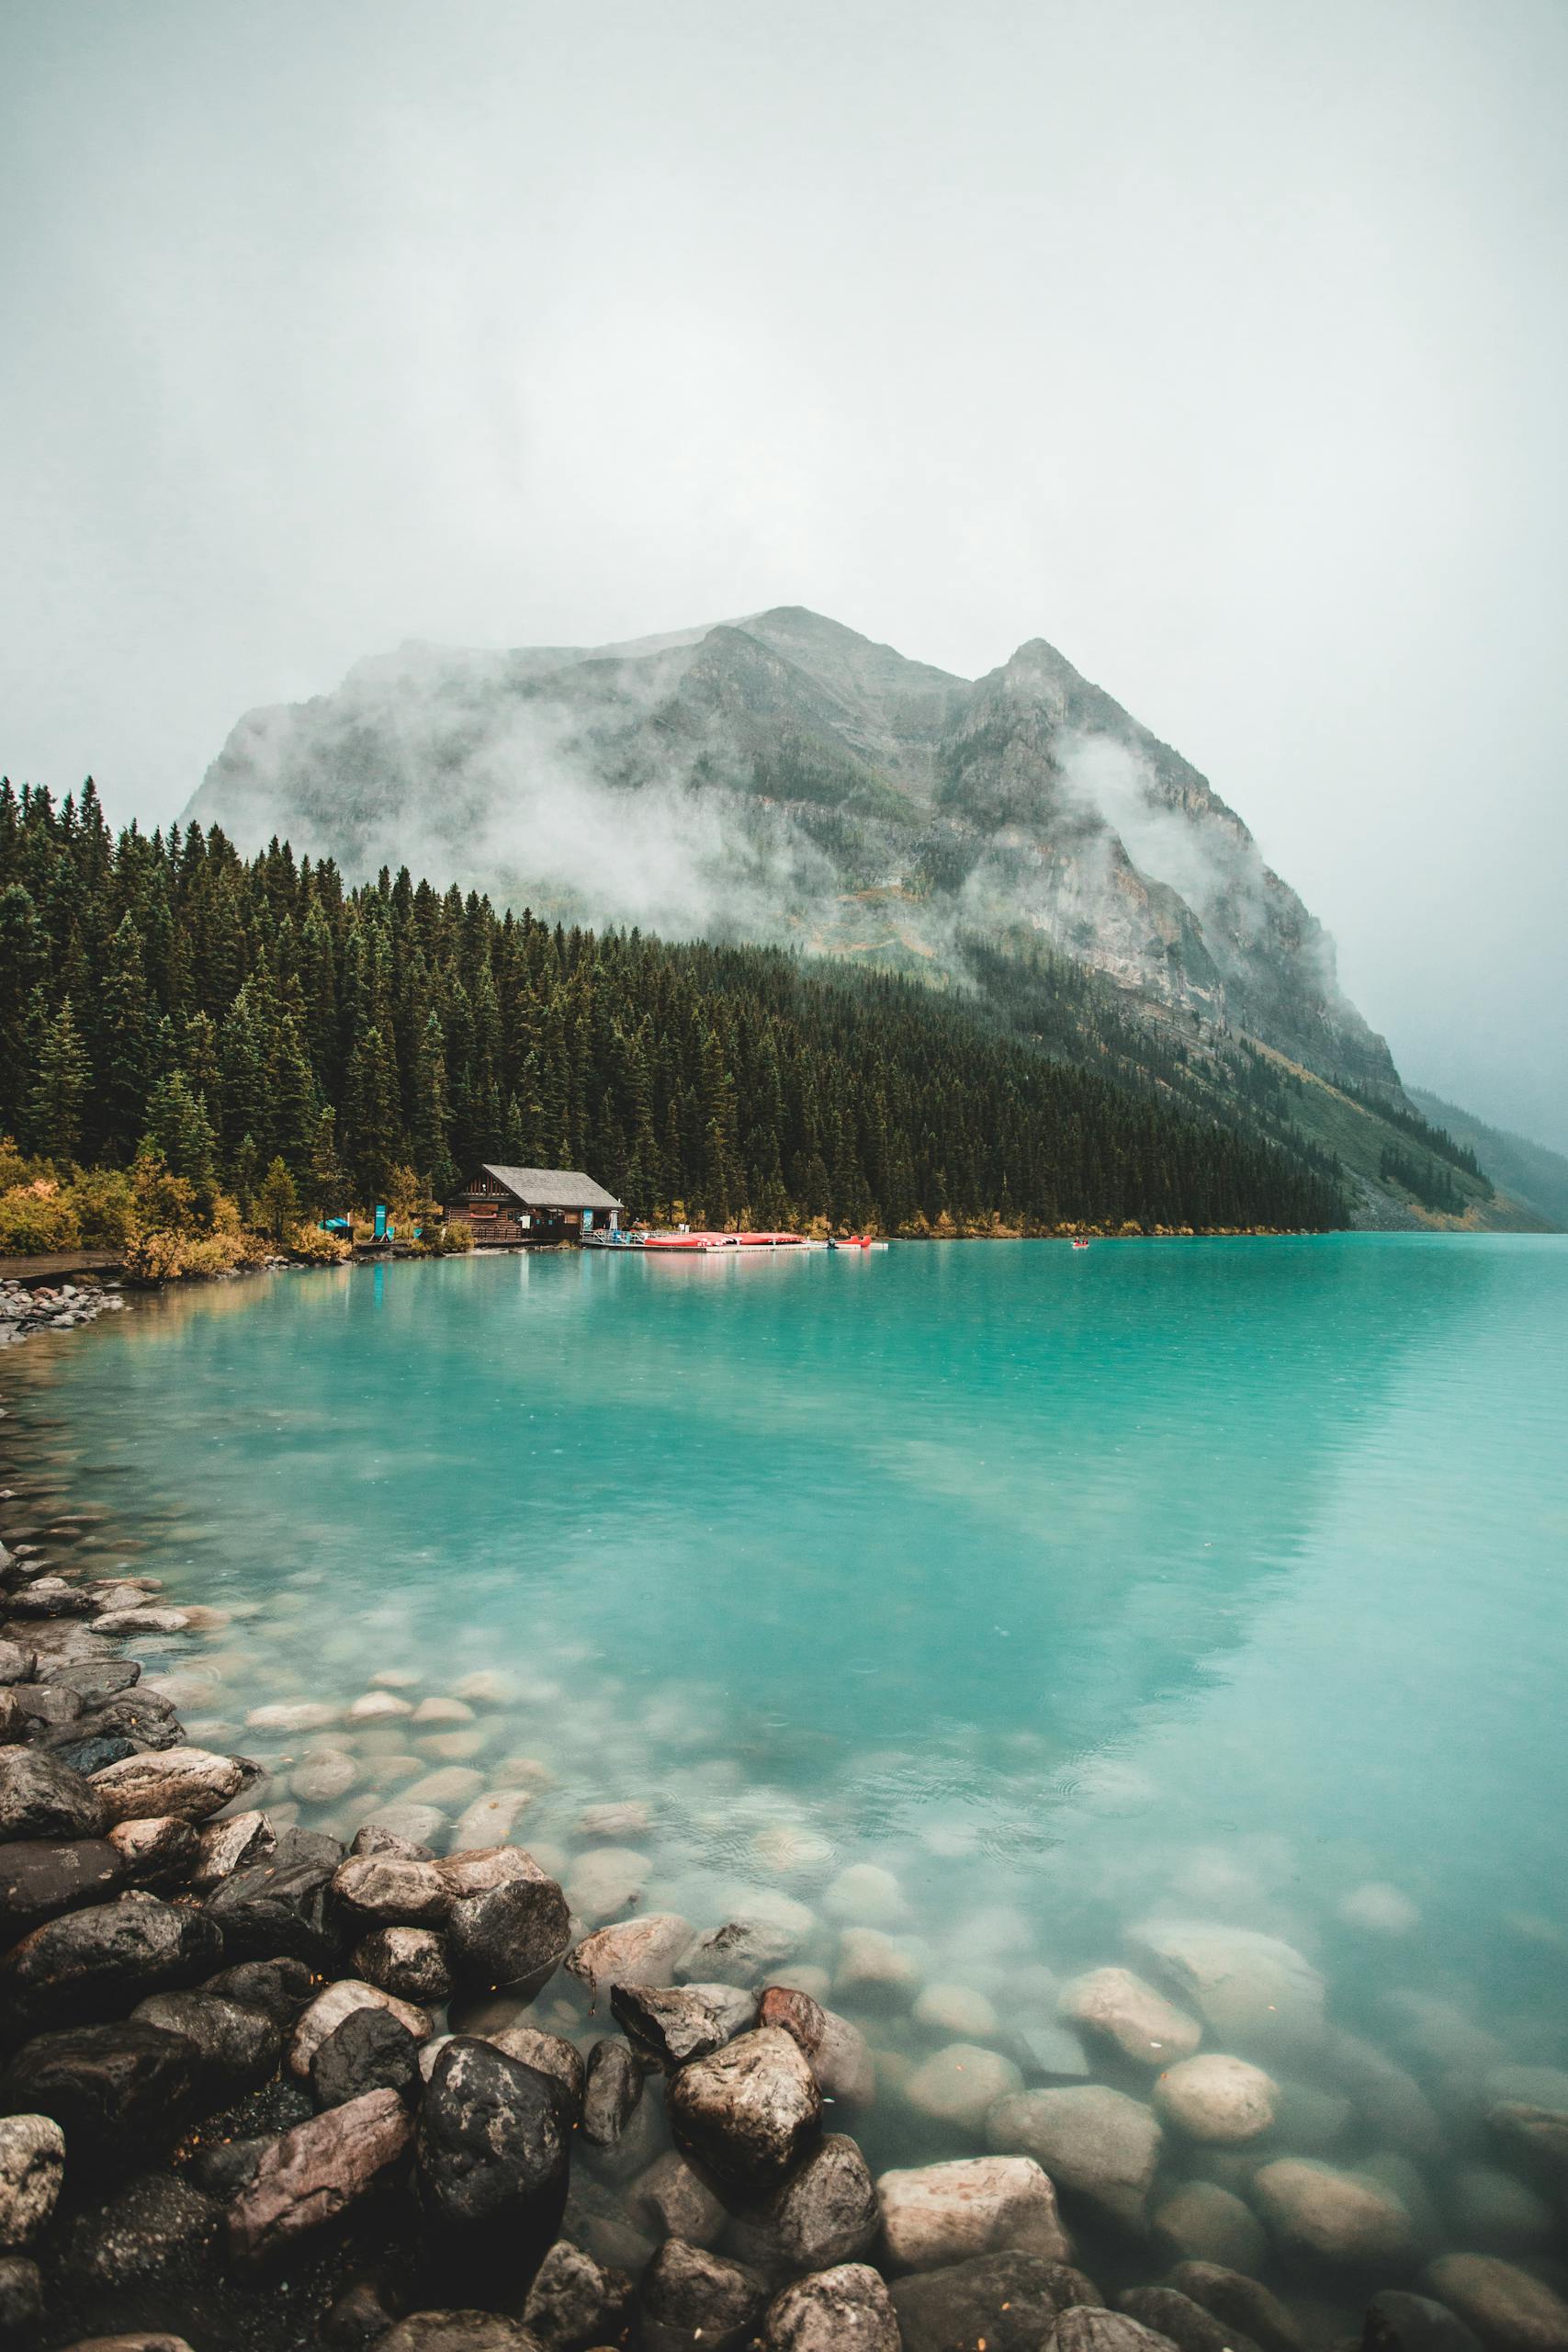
[1425,2256,1568,2352]
[1059,1965,1202,2067]
[400,1766,485,1808]
[1445,2164,1557,2253]
[451,1792,533,1849]
[987,2085,1164,2229]
[1152,2180,1269,2272]
[370,1668,422,1690]
[578,1800,652,1841]
[1131,1921,1325,2049]
[836,1928,920,2000]
[1252,2157,1416,2267]
[451,1671,517,1705]
[291,1748,359,1804]
[412,1698,476,1724]
[904,2043,1023,2132]
[875,2154,1071,2270]
[348,1691,414,1722]
[824,1864,906,1926]
[1337,1883,1421,1935]
[754,1824,835,1874]
[1155,2053,1279,2143]
[420,1731,487,1762]
[914,1984,1000,2039]
[566,1848,649,1926]
[245,1701,340,1734]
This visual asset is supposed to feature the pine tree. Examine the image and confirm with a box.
[92,913,155,1162]
[141,1070,219,1202]
[26,993,90,1161]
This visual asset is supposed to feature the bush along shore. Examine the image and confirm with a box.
[3,1419,1568,2346]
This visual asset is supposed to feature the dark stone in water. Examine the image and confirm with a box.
[350,1823,434,1861]
[0,1748,109,1840]
[521,2237,635,2350]
[581,2037,644,2150]
[1,1891,222,2031]
[1166,2263,1305,2352]
[185,2132,271,2198]
[0,2021,204,2172]
[204,1843,344,1969]
[642,2240,769,2352]
[1121,2287,1262,2352]
[78,1692,186,1752]
[322,2276,407,2348]
[892,2253,1104,2352]
[444,1865,571,1997]
[611,1980,756,2066]
[1362,2291,1485,2352]
[1055,2317,1182,2352]
[352,1925,453,2006]
[10,1681,85,1728]
[311,2006,420,2111]
[414,2039,570,2283]
[228,2086,413,2267]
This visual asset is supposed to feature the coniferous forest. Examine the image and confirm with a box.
[0,778,1347,1240]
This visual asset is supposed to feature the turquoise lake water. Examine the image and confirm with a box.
[6,1235,1567,2286]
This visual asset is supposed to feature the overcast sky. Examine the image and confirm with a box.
[3,1,1565,1147]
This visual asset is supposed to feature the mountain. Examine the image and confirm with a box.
[184,606,1548,1228]
[1408,1091,1568,1230]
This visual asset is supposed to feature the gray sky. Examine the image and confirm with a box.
[3,0,1566,1147]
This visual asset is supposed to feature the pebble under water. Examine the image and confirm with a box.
[5,1234,1566,2325]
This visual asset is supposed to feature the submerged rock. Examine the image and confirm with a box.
[1120,2286,1262,2352]
[581,2037,644,2151]
[987,2084,1163,2229]
[289,1981,432,2077]
[373,2316,537,2351]
[1053,2314,1182,2352]
[904,2041,1023,2132]
[1252,2157,1416,2267]
[521,2237,634,2350]
[876,2154,1071,2272]
[754,2132,880,2277]
[641,2238,768,2352]
[1363,2290,1484,2352]
[1130,1921,1325,2050]
[763,2261,900,2350]
[1166,2262,1304,2352]
[88,1747,252,1825]
[1059,1966,1202,2068]
[611,1981,756,2067]
[1154,2053,1279,2143]
[758,1985,875,2107]
[1422,2256,1568,2352]
[1153,2185,1269,2273]
[891,2250,1102,2352]
[630,2150,728,2246]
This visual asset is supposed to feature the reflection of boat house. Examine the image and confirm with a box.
[453,1166,624,1245]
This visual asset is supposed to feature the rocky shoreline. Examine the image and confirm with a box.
[1,1324,1567,2350]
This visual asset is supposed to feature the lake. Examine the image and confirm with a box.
[6,1234,1567,2291]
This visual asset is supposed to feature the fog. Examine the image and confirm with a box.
[2,1,1565,1147]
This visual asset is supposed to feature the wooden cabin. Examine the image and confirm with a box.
[452,1165,624,1244]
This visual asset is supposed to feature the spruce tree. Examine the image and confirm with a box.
[26,994,90,1162]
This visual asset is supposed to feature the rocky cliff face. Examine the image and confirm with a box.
[184,607,1396,1089]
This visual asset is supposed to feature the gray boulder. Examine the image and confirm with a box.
[581,2037,643,2150]
[611,1981,756,2066]
[1167,2262,1305,2352]
[0,2022,203,2172]
[893,2251,1103,2352]
[310,2004,421,2109]
[1362,2291,1484,2352]
[668,2025,823,2190]
[445,1859,570,1996]
[641,2238,768,2352]
[353,1925,454,2005]
[0,2114,64,2250]
[1120,2287,1262,2352]
[764,2262,900,2350]
[520,2238,634,2351]
[0,1891,221,2031]
[0,1748,108,1840]
[130,1990,281,2098]
[415,2038,570,2274]
[746,2132,879,2279]
[987,2084,1163,2229]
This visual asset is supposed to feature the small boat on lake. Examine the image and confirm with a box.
[642,1229,806,1252]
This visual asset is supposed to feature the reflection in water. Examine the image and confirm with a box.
[4,1237,1567,2303]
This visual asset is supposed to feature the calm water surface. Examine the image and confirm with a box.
[6,1236,1567,2287]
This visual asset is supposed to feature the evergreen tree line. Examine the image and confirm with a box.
[1379,1144,1465,1216]
[0,778,1347,1233]
[1336,1071,1491,1192]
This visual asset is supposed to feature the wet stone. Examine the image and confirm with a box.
[581,2037,644,2149]
[484,2025,586,2117]
[521,2237,635,2351]
[904,2041,1023,2132]
[446,1858,571,1995]
[763,2261,901,2350]
[756,2131,880,2277]
[1252,2158,1417,2268]
[611,1980,756,2067]
[987,2084,1163,2230]
[414,2039,571,2273]
[0,1834,129,1925]
[0,2022,203,2173]
[289,1981,432,2077]
[1155,2053,1280,2143]
[876,2154,1072,2272]
[1120,2287,1263,2352]
[1053,2315,1182,2352]
[62,2171,220,2288]
[567,1912,695,2001]
[668,2025,823,2191]
[107,1815,198,1883]
[0,2256,42,2338]
[1060,1966,1205,2068]
[631,2150,728,2247]
[131,1990,281,2099]
[0,2114,65,2250]
[0,1747,108,1839]
[353,1924,455,2004]
[333,1852,451,1926]
[641,2238,768,2352]
[202,1955,317,2027]
[891,2250,1104,2352]
[1154,2186,1269,2274]
[228,2086,413,2265]
[1166,2263,1306,2352]
[311,2004,421,2109]
[1363,2291,1485,2352]
[1422,2256,1568,2352]
[0,1890,222,2032]
[89,1747,252,1825]
[377,2316,536,2351]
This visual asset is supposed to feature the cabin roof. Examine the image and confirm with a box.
[479,1165,624,1211]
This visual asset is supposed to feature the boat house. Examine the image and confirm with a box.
[452,1165,624,1244]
